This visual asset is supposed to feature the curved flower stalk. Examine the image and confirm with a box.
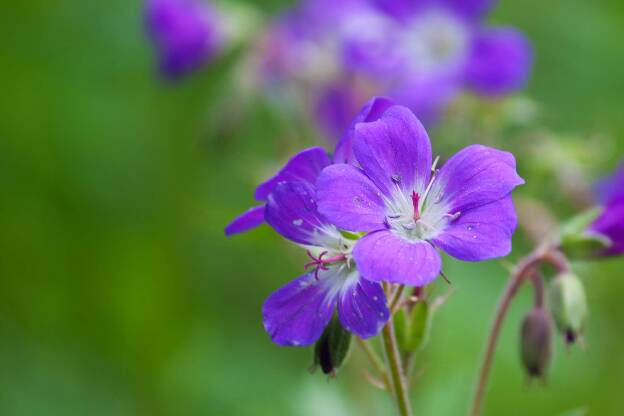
[471,162,624,415]
[144,0,224,79]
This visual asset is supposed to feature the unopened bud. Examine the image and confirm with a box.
[312,315,352,376]
[520,307,552,379]
[549,273,588,344]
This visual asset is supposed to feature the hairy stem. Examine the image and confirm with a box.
[381,318,414,416]
[357,337,389,388]
[470,245,568,416]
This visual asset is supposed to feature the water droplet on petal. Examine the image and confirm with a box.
[391,174,402,183]
[293,219,303,226]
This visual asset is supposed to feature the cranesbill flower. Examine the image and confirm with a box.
[225,147,331,236]
[225,96,393,236]
[589,162,624,256]
[145,0,223,79]
[317,105,524,286]
[262,181,389,346]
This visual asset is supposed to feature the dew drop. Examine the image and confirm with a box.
[467,226,473,231]
[372,296,378,301]
[292,219,303,226]
[391,174,402,183]
[379,312,385,317]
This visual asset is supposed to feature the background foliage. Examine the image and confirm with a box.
[1,0,623,415]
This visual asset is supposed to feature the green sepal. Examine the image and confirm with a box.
[560,231,611,260]
[394,301,430,354]
[549,273,588,344]
[313,314,352,375]
[557,207,612,259]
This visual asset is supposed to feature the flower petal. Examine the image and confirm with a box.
[433,195,518,261]
[464,28,533,96]
[265,182,332,246]
[353,105,433,198]
[254,147,332,201]
[429,144,524,214]
[595,161,624,205]
[337,276,390,339]
[334,96,395,165]
[353,230,441,286]
[590,196,624,256]
[262,273,335,346]
[442,0,497,20]
[316,164,387,232]
[224,205,265,236]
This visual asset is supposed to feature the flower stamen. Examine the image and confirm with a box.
[305,250,347,280]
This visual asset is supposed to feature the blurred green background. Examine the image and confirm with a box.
[1,0,624,415]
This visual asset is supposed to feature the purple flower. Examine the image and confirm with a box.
[266,0,533,139]
[145,0,223,79]
[225,96,393,236]
[225,147,332,236]
[589,162,624,256]
[316,105,524,286]
[262,181,389,346]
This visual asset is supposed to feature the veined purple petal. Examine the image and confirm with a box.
[430,144,524,214]
[464,28,533,96]
[433,195,518,261]
[262,272,335,346]
[334,96,395,165]
[337,277,389,339]
[265,182,333,246]
[316,164,387,232]
[225,205,265,236]
[353,230,441,286]
[353,105,433,198]
[145,0,222,79]
[255,147,332,201]
[590,196,624,256]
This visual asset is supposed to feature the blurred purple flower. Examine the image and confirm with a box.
[225,96,393,236]
[259,0,533,140]
[317,105,524,286]
[589,162,624,256]
[145,0,223,79]
[262,181,389,346]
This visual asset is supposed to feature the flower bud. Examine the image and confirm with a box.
[520,307,552,379]
[312,315,352,376]
[549,273,588,344]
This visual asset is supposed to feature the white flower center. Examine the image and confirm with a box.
[401,9,470,75]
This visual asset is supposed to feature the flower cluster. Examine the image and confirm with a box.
[257,0,532,139]
[226,97,524,346]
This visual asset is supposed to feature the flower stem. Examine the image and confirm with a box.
[381,317,414,416]
[470,245,569,416]
[357,337,389,388]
